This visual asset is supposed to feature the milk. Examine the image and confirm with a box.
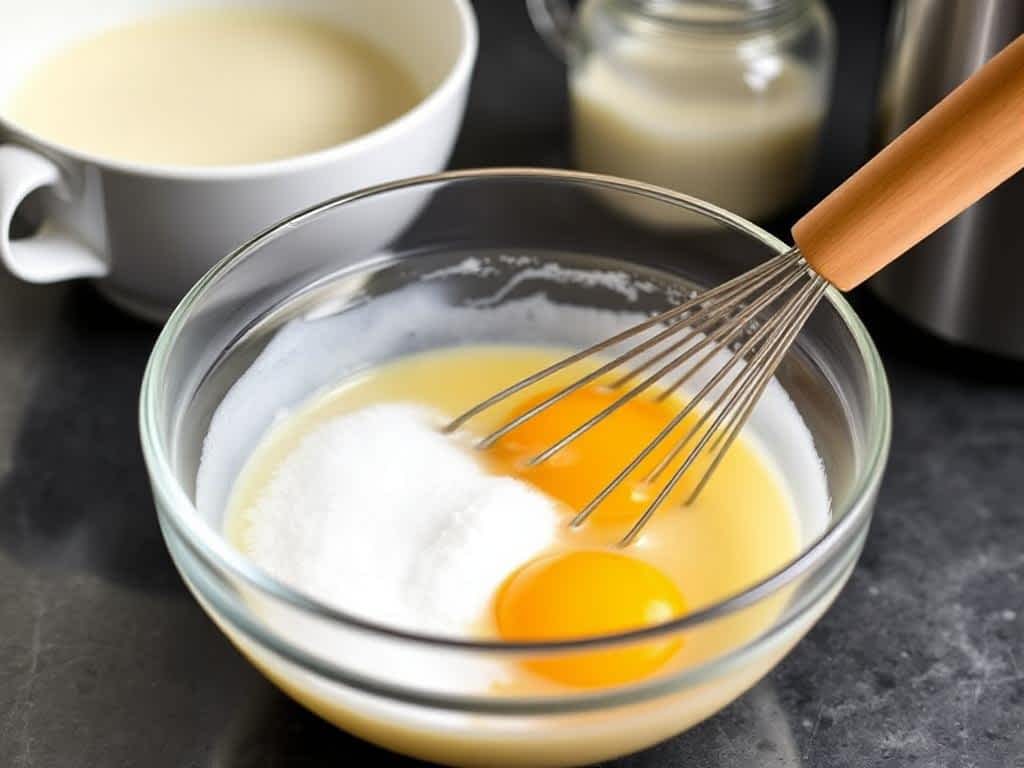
[571,39,826,223]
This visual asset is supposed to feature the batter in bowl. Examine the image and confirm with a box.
[225,344,816,691]
[193,284,833,766]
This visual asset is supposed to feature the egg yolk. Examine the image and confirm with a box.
[495,550,685,687]
[487,384,702,524]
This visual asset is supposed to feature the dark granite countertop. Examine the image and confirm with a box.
[1,2,1021,766]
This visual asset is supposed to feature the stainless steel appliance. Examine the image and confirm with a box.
[871,0,1024,358]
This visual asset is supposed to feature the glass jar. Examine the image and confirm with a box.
[528,0,835,223]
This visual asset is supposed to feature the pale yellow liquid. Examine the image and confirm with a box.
[228,346,800,671]
[6,9,422,166]
[221,344,810,766]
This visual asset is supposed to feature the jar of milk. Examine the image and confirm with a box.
[528,0,835,223]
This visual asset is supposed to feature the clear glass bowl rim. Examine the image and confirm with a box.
[139,167,891,659]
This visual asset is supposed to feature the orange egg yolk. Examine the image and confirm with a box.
[487,384,701,524]
[496,550,685,687]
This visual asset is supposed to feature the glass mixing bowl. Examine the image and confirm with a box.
[139,169,890,767]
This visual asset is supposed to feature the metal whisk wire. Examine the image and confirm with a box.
[444,248,827,545]
[441,35,1024,543]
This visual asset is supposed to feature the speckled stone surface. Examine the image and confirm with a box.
[1,1,1021,766]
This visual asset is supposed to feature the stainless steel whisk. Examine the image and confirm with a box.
[447,34,1024,545]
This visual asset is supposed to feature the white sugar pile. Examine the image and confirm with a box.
[241,402,559,633]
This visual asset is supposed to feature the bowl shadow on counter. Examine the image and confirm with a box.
[209,678,802,768]
[0,284,181,592]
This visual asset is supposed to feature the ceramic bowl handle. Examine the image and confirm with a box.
[525,0,574,60]
[0,144,108,283]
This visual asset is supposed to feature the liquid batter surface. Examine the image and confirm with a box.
[226,345,804,690]
[6,9,422,166]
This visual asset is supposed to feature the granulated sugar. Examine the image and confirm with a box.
[241,402,559,633]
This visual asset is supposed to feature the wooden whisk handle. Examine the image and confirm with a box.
[793,34,1024,291]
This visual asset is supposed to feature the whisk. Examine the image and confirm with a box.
[448,35,1024,545]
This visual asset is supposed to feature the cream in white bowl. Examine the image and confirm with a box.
[0,0,476,317]
[6,9,423,167]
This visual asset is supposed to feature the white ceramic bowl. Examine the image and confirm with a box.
[0,0,477,319]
